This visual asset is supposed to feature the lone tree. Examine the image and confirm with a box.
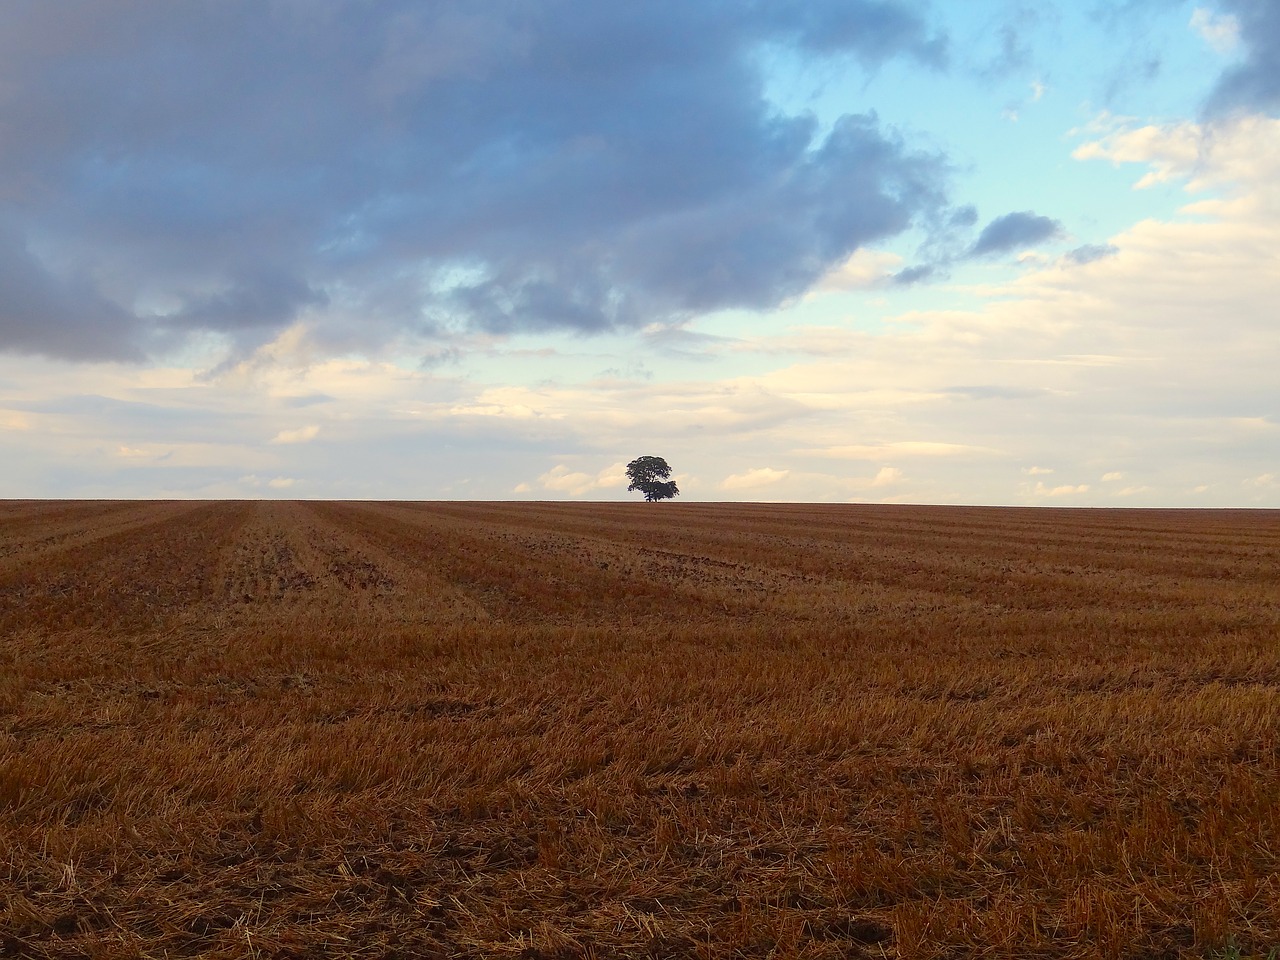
[626,455,680,502]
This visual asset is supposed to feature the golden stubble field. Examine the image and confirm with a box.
[1,500,1278,960]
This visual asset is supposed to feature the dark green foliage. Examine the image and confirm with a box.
[625,456,680,501]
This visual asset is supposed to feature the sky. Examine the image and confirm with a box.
[0,0,1277,505]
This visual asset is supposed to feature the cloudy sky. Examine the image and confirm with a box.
[1,0,1277,504]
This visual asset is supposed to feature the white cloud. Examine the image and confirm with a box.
[441,379,808,436]
[1244,473,1278,489]
[1190,8,1241,54]
[1073,124,1200,190]
[1074,114,1280,193]
[1023,466,1054,476]
[539,466,597,495]
[1115,485,1151,497]
[115,445,172,461]
[450,396,547,419]
[0,410,31,431]
[721,467,790,490]
[810,441,995,460]
[1034,482,1090,497]
[814,248,904,292]
[870,466,903,487]
[1101,471,1125,481]
[596,462,629,489]
[239,475,297,490]
[270,424,320,444]
[533,462,627,497]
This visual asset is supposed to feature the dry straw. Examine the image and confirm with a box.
[2,500,1278,958]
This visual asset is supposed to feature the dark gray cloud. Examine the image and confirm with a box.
[892,264,936,286]
[280,393,336,408]
[0,225,141,361]
[969,211,1064,257]
[164,271,329,332]
[0,0,954,361]
[1207,0,1280,113]
[1065,243,1119,265]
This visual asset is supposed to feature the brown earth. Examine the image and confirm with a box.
[1,500,1278,959]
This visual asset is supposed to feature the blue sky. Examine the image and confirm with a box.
[0,0,1277,504]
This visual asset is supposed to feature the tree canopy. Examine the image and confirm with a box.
[625,456,680,502]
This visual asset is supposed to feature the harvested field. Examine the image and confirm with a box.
[2,500,1279,959]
